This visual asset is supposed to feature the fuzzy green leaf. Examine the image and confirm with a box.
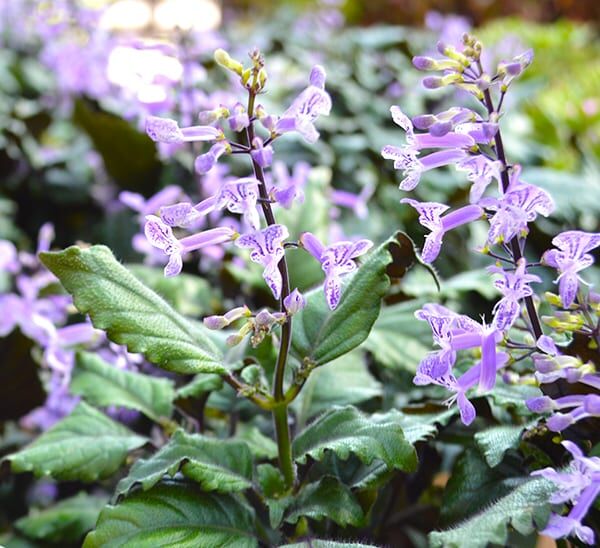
[15,493,108,543]
[175,374,223,400]
[474,421,538,468]
[292,406,417,471]
[6,402,147,482]
[285,476,364,527]
[291,234,402,366]
[116,430,253,496]
[429,477,555,548]
[84,482,257,548]
[39,245,224,375]
[71,352,175,422]
[280,541,379,548]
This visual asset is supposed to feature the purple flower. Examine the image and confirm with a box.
[482,170,554,245]
[145,116,222,143]
[270,161,310,209]
[543,231,600,308]
[488,259,541,331]
[235,225,289,299]
[300,233,372,310]
[275,65,332,144]
[214,177,261,230]
[195,142,230,174]
[401,198,483,263]
[284,288,306,315]
[144,215,237,277]
[330,182,374,220]
[119,185,183,220]
[457,155,503,203]
[250,137,273,168]
[527,394,600,432]
[227,102,250,132]
[532,441,600,545]
[0,240,20,274]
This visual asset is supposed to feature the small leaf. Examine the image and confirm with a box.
[84,482,257,548]
[285,476,364,527]
[15,492,108,543]
[257,464,289,528]
[71,352,175,422]
[474,421,538,468]
[292,405,417,472]
[280,540,379,547]
[175,374,223,400]
[291,233,409,366]
[39,245,224,375]
[236,425,278,460]
[429,477,555,548]
[6,402,147,482]
[116,429,253,496]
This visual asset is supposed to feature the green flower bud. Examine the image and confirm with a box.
[214,48,244,75]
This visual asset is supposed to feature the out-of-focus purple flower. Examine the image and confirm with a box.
[527,394,600,432]
[274,65,332,144]
[195,141,230,174]
[0,240,20,274]
[488,259,541,331]
[236,225,289,299]
[481,169,554,245]
[331,182,374,220]
[119,185,183,220]
[204,305,251,330]
[284,288,306,315]
[250,137,273,168]
[144,215,236,277]
[145,116,222,143]
[532,441,600,545]
[542,231,600,308]
[270,161,310,209]
[401,199,483,263]
[300,233,372,310]
[424,11,471,50]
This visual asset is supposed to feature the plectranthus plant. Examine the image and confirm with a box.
[382,32,600,545]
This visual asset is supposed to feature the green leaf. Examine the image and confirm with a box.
[291,234,401,366]
[6,402,147,482]
[39,245,224,375]
[15,492,108,543]
[385,409,456,444]
[256,464,289,528]
[429,477,555,548]
[236,425,278,460]
[285,476,364,527]
[84,482,257,548]
[175,374,223,400]
[293,351,382,426]
[362,299,431,371]
[71,352,175,422]
[116,429,253,496]
[280,541,379,548]
[474,421,538,468]
[292,405,417,472]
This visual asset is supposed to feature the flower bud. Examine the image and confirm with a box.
[284,288,305,315]
[214,48,244,75]
[203,315,228,330]
[526,396,555,413]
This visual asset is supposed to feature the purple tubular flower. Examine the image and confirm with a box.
[250,137,273,168]
[275,65,332,144]
[542,231,600,308]
[270,161,309,209]
[330,181,374,220]
[195,142,230,174]
[227,102,250,132]
[145,116,222,143]
[144,215,236,277]
[401,198,483,263]
[488,258,541,331]
[300,232,373,310]
[457,155,503,203]
[215,177,260,230]
[119,185,183,218]
[532,441,600,545]
[235,225,289,299]
[0,240,20,274]
[284,288,305,315]
[541,394,600,432]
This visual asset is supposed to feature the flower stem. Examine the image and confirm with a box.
[246,89,295,487]
[482,88,543,340]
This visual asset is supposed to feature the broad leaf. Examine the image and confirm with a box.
[474,421,538,468]
[39,245,224,375]
[71,352,175,422]
[237,425,278,460]
[292,406,417,472]
[285,476,364,527]
[84,482,257,548]
[381,408,456,444]
[429,477,555,548]
[6,402,147,482]
[116,429,253,496]
[175,374,223,400]
[291,234,402,366]
[15,492,107,543]
[280,542,379,548]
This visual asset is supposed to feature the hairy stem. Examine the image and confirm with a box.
[246,89,295,486]
[482,88,544,340]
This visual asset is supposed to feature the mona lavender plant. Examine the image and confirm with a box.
[384,33,600,544]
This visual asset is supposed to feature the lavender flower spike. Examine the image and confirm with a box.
[542,230,600,308]
[145,116,222,143]
[532,441,600,545]
[144,215,236,277]
[401,198,483,263]
[275,65,332,144]
[235,225,289,299]
[300,233,372,310]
